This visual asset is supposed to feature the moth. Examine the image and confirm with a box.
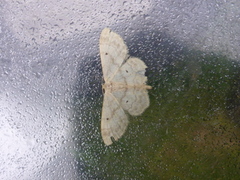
[99,28,151,145]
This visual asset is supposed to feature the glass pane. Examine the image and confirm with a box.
[1,1,240,179]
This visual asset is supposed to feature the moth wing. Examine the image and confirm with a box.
[112,88,150,116]
[101,91,129,145]
[111,57,148,86]
[99,28,128,82]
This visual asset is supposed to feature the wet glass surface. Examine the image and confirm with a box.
[75,44,240,179]
[1,1,240,179]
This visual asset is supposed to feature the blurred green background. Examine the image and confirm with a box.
[74,50,240,179]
